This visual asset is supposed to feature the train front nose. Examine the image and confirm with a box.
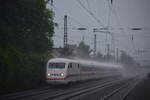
[47,72,65,79]
[46,62,68,84]
[46,72,67,84]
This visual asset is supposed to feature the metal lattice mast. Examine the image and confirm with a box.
[64,15,68,48]
[94,34,97,57]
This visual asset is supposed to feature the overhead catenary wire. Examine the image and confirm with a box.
[76,0,120,38]
[108,1,116,54]
[107,0,143,62]
[76,0,120,56]
[76,0,105,28]
[54,35,77,44]
[67,15,89,29]
[86,0,92,12]
[110,1,137,54]
[105,0,113,43]
[76,0,116,46]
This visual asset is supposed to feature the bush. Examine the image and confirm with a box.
[0,47,49,94]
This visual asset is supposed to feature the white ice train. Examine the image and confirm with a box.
[46,58,122,84]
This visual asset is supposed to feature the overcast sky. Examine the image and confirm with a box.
[48,0,150,65]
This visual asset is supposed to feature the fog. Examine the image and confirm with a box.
[74,58,122,69]
[52,0,150,66]
[54,56,150,78]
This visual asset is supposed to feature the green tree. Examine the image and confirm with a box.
[96,52,103,60]
[0,0,54,94]
[0,0,54,53]
[120,50,135,65]
[78,41,91,58]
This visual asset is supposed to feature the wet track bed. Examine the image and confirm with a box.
[0,76,143,100]
[72,76,143,100]
[0,77,120,100]
[125,77,150,100]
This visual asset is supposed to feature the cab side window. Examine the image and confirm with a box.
[68,63,72,68]
[78,64,80,68]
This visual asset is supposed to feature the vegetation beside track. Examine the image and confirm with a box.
[0,0,54,95]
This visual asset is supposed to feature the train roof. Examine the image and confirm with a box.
[48,58,122,69]
[77,60,122,68]
[48,58,77,63]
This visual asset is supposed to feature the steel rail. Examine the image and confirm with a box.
[0,77,119,100]
[41,78,126,100]
[100,76,142,100]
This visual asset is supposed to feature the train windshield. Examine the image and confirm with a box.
[48,63,65,69]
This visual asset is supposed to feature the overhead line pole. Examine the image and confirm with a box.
[64,15,68,48]
[107,44,110,61]
[76,0,105,28]
[77,0,117,58]
[116,48,119,63]
[94,34,97,58]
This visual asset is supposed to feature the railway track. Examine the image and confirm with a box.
[25,77,122,100]
[100,76,143,100]
[0,87,62,100]
[0,77,120,100]
[41,78,133,100]
[71,75,143,100]
[1,76,142,100]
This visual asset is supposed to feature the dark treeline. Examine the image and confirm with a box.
[0,0,54,94]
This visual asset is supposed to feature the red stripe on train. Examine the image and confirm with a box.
[47,74,80,80]
[46,73,95,80]
[46,72,116,80]
[47,78,65,80]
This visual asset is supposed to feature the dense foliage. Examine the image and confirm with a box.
[0,0,54,94]
[0,0,54,53]
[78,41,91,58]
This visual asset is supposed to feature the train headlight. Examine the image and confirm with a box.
[48,73,51,76]
[60,73,64,76]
